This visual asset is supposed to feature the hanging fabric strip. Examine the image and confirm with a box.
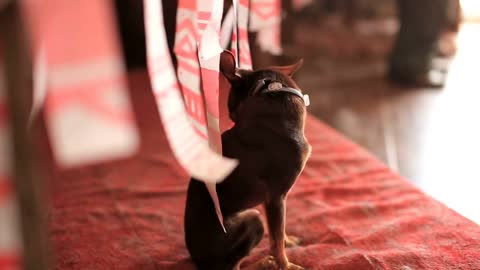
[220,6,235,50]
[174,0,207,139]
[249,0,282,55]
[174,0,240,181]
[144,0,238,231]
[219,0,254,135]
[238,0,253,69]
[230,0,253,69]
[0,40,22,270]
[231,0,240,66]
[20,0,139,167]
[197,0,223,153]
[198,0,228,232]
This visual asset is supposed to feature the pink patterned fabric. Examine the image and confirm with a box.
[168,0,237,182]
[20,0,139,167]
[250,0,282,55]
[231,0,253,69]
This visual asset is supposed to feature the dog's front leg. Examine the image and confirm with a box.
[265,196,305,270]
[265,196,288,269]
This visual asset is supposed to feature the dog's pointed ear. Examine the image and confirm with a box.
[269,59,304,77]
[220,50,241,83]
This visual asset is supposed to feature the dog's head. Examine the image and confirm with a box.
[220,51,306,123]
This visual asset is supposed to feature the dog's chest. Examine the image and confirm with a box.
[217,175,267,214]
[218,134,308,213]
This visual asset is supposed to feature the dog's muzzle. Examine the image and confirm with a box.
[251,80,310,107]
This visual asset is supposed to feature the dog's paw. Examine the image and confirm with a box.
[243,256,277,270]
[285,262,305,270]
[285,235,302,247]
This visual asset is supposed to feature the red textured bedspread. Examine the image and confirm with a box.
[47,72,480,270]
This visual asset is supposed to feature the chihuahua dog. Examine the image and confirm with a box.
[184,51,311,270]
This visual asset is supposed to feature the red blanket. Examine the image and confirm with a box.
[47,72,480,270]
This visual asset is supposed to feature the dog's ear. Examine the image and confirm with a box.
[220,50,241,83]
[269,59,304,77]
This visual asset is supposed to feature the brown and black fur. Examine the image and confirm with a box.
[184,51,311,270]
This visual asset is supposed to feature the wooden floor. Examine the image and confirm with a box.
[264,21,480,224]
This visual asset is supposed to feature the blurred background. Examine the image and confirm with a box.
[249,0,479,223]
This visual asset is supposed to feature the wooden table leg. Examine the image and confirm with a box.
[0,2,50,270]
